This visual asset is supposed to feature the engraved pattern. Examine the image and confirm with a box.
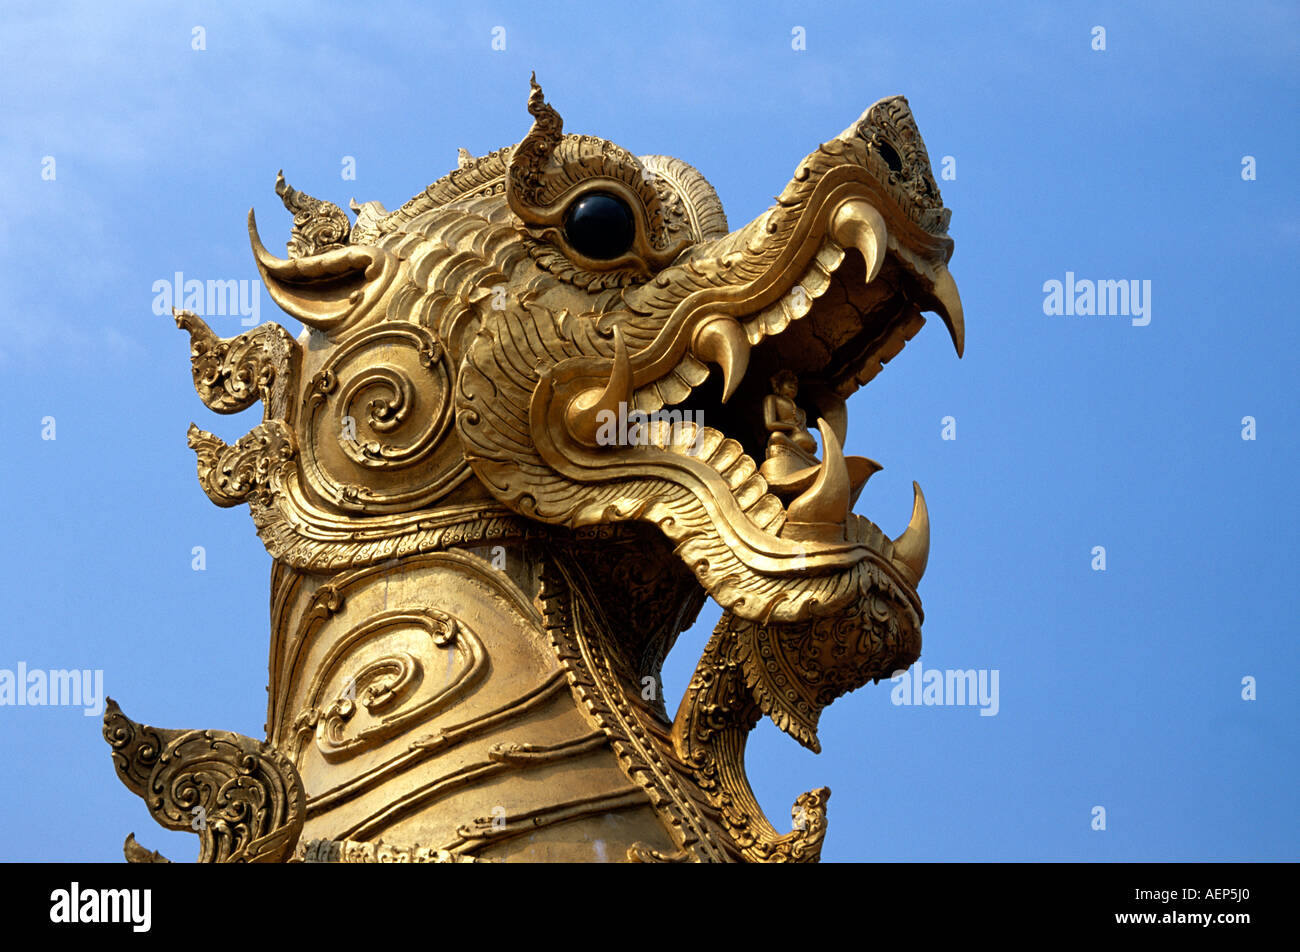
[276,170,352,258]
[289,608,487,763]
[294,838,481,863]
[175,309,298,419]
[300,323,463,513]
[104,700,305,863]
[188,420,295,508]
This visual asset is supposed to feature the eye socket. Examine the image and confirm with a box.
[563,191,636,260]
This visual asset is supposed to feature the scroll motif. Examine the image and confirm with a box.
[275,170,352,258]
[103,699,305,863]
[299,323,466,513]
[175,309,299,420]
[289,608,487,763]
[188,420,295,508]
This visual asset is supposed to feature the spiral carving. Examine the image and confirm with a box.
[300,324,465,512]
[290,608,487,763]
[104,699,164,791]
[318,651,421,748]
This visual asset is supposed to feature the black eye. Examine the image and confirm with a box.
[563,192,635,260]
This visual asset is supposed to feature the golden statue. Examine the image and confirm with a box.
[103,75,963,863]
[766,370,820,458]
[759,369,881,507]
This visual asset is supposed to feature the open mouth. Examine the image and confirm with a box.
[544,193,963,623]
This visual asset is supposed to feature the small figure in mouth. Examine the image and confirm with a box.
[759,369,882,503]
[763,370,820,461]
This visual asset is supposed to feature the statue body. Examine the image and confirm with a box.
[103,77,964,863]
[271,541,682,862]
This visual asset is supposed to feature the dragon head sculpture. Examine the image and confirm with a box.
[106,76,962,863]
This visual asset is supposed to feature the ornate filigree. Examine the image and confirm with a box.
[175,309,298,419]
[276,170,351,258]
[294,838,482,863]
[848,96,950,234]
[188,420,295,508]
[734,562,922,752]
[540,553,735,862]
[506,72,565,212]
[104,700,305,863]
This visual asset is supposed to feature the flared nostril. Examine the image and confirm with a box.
[874,139,903,174]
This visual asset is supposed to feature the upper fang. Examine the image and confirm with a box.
[692,316,750,404]
[928,266,964,358]
[566,326,634,445]
[830,198,888,284]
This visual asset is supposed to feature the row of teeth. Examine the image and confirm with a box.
[629,235,848,417]
[608,237,848,548]
[616,402,908,577]
[622,417,787,536]
[626,193,964,422]
[615,213,876,545]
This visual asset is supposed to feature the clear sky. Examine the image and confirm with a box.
[0,1,1295,862]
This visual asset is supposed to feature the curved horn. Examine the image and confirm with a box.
[248,209,398,336]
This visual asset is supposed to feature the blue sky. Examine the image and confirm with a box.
[0,1,1295,862]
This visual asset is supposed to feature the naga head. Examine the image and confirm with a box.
[184,75,962,855]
